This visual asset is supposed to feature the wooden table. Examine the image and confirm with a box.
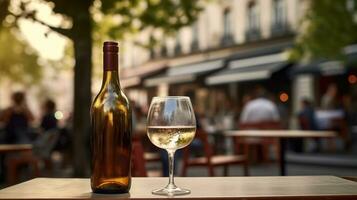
[0,144,33,182]
[0,144,32,153]
[1,176,357,199]
[224,130,337,176]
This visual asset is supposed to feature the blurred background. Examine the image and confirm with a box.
[0,0,357,187]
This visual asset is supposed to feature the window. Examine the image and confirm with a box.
[245,1,260,41]
[192,22,199,42]
[221,8,234,46]
[247,1,259,31]
[160,44,167,57]
[191,22,199,51]
[174,33,182,55]
[223,9,232,37]
[149,48,155,59]
[149,35,156,59]
[272,0,285,26]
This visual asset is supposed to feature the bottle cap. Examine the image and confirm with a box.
[103,41,118,53]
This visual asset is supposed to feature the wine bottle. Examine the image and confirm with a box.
[90,41,132,194]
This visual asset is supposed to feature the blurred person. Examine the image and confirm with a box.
[242,94,253,107]
[240,86,280,123]
[269,93,289,129]
[131,100,146,134]
[340,93,353,150]
[239,87,280,162]
[0,91,34,144]
[296,98,318,152]
[214,97,236,154]
[215,97,235,130]
[0,108,6,143]
[321,83,338,110]
[40,99,58,132]
[299,99,318,130]
[54,112,73,169]
[236,94,252,123]
[349,90,357,152]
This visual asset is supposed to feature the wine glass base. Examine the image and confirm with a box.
[152,187,190,196]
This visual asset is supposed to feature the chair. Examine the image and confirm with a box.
[144,152,161,163]
[132,133,162,170]
[181,129,248,176]
[235,121,282,163]
[131,137,161,177]
[131,139,148,177]
[6,129,60,184]
[331,118,350,151]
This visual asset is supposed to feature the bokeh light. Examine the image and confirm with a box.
[348,74,357,84]
[55,111,64,120]
[279,92,289,103]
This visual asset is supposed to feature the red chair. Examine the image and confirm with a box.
[133,133,161,163]
[131,139,148,177]
[235,121,282,163]
[131,137,162,177]
[181,129,248,176]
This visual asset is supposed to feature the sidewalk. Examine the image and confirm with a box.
[287,152,357,167]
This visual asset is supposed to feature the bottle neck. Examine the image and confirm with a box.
[102,70,121,89]
[103,51,118,71]
[102,48,120,88]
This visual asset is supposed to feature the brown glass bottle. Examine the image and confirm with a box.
[90,41,131,194]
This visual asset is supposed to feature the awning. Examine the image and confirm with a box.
[120,60,167,88]
[121,76,141,88]
[291,44,357,76]
[143,59,224,87]
[206,52,289,85]
[206,61,288,85]
[121,60,167,78]
[168,60,223,76]
[291,60,346,76]
[144,74,196,87]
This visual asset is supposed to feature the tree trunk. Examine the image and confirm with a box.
[72,6,92,177]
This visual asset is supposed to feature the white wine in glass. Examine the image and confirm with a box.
[147,96,196,196]
[147,126,196,150]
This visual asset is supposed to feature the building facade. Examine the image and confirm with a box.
[117,0,306,119]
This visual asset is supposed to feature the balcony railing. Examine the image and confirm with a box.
[220,34,235,47]
[149,48,156,59]
[160,45,167,57]
[271,21,291,37]
[191,40,199,52]
[245,28,261,41]
[174,43,182,55]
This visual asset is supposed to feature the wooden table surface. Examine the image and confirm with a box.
[224,130,337,138]
[1,176,357,199]
[0,144,33,153]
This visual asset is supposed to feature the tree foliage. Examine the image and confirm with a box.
[100,0,201,38]
[0,1,42,84]
[0,27,42,84]
[1,0,202,176]
[290,0,357,61]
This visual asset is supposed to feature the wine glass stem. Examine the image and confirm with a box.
[167,150,176,189]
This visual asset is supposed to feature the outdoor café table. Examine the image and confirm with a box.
[1,176,357,199]
[224,130,337,176]
[0,144,33,154]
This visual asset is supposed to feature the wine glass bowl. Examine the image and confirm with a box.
[147,96,196,196]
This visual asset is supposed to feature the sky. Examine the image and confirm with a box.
[18,2,67,60]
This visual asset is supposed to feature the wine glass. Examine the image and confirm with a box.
[147,96,196,196]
